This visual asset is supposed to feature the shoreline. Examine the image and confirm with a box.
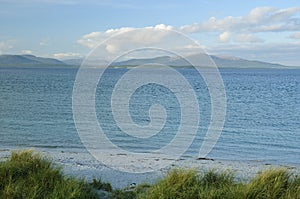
[1,148,299,188]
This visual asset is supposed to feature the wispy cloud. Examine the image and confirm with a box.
[289,32,300,39]
[179,7,300,33]
[53,52,82,59]
[0,40,14,54]
[179,7,300,44]
[21,49,33,54]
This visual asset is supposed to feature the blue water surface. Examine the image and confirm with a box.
[0,67,299,165]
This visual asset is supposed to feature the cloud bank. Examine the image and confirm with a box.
[76,6,300,65]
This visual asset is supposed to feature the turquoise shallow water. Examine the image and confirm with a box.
[0,67,299,166]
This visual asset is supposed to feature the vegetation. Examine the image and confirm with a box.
[139,168,299,199]
[0,150,98,199]
[0,150,299,199]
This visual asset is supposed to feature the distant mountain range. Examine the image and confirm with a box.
[0,54,292,68]
[0,54,65,67]
[112,54,287,68]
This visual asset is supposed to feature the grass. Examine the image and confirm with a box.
[0,150,98,199]
[139,169,300,199]
[0,150,299,199]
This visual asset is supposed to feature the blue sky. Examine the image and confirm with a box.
[0,0,299,65]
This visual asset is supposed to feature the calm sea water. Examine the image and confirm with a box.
[0,67,299,166]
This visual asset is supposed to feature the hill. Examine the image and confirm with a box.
[112,54,287,68]
[0,54,66,67]
[0,54,291,68]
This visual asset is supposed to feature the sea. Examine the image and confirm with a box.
[0,66,299,185]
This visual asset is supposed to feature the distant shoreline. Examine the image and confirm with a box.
[1,54,299,69]
[0,65,299,69]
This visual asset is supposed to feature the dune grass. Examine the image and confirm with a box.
[139,168,300,199]
[0,150,299,199]
[0,150,98,199]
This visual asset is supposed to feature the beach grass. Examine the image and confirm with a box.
[0,150,299,199]
[0,150,98,199]
[139,169,300,199]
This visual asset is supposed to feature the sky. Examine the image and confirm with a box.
[0,0,300,66]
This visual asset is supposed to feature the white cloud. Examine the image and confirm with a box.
[289,32,300,39]
[76,7,300,65]
[105,43,119,54]
[77,24,174,49]
[53,52,82,59]
[77,24,181,61]
[77,28,133,49]
[77,24,210,62]
[0,41,13,54]
[179,7,300,33]
[77,7,300,50]
[246,7,276,24]
[21,49,33,54]
[219,31,231,42]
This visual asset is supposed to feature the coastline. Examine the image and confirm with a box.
[1,148,299,188]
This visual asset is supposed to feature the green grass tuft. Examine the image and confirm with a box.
[139,169,200,199]
[0,150,98,199]
[139,168,300,199]
[90,178,113,192]
[246,169,300,199]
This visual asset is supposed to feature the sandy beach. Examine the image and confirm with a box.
[1,148,299,189]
